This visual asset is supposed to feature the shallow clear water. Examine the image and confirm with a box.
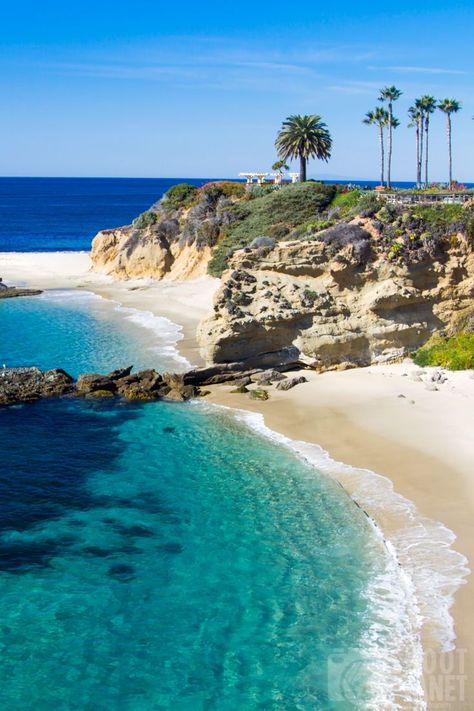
[0,291,405,710]
[0,290,187,376]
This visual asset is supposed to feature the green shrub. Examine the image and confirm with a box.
[356,192,382,217]
[163,183,199,210]
[413,204,465,225]
[132,210,159,229]
[329,189,361,216]
[413,332,474,370]
[201,181,246,201]
[207,182,336,276]
[303,288,318,303]
[227,182,336,243]
[247,185,280,199]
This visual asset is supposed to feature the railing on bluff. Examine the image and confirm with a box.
[381,192,473,206]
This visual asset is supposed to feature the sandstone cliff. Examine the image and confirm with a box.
[198,221,474,369]
[91,225,213,281]
[90,181,246,281]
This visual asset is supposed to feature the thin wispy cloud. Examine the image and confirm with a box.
[328,80,381,96]
[372,65,467,76]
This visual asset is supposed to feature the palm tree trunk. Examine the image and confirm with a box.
[418,116,424,188]
[414,125,420,188]
[387,100,393,188]
[299,155,306,183]
[447,114,453,189]
[379,124,385,186]
[424,117,430,186]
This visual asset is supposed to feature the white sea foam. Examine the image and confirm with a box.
[41,289,191,370]
[195,401,470,710]
[113,303,191,369]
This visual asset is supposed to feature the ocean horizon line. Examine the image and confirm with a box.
[1,175,474,186]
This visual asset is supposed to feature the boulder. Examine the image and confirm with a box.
[249,389,269,401]
[276,376,308,391]
[0,367,74,406]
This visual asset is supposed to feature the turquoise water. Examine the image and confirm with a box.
[1,290,187,376]
[0,292,407,710]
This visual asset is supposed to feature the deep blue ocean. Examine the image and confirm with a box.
[0,178,211,252]
[0,178,422,709]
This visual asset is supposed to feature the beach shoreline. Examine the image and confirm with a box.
[0,251,219,367]
[2,250,473,708]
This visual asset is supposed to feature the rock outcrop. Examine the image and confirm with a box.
[198,223,474,370]
[0,368,74,405]
[89,182,246,281]
[0,363,300,407]
[0,279,42,299]
[91,225,212,281]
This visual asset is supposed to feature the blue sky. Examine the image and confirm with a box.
[1,0,473,180]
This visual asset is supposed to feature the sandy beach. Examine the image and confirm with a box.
[2,250,473,708]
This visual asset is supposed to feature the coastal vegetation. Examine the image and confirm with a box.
[124,181,474,278]
[414,332,474,370]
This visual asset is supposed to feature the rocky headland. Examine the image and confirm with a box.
[90,182,474,371]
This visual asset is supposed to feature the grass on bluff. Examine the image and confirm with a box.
[414,332,474,370]
[208,182,337,276]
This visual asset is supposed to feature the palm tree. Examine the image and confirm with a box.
[408,105,423,188]
[275,114,332,183]
[379,86,402,188]
[363,107,389,186]
[271,159,289,184]
[438,99,462,188]
[414,98,426,187]
[418,95,437,186]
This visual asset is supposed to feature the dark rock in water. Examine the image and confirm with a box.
[164,384,198,401]
[76,373,118,395]
[115,369,166,400]
[0,280,42,299]
[107,564,135,582]
[0,362,308,408]
[0,367,74,406]
[163,426,175,433]
[275,375,308,391]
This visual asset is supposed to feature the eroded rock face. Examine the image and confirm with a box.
[198,230,474,370]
